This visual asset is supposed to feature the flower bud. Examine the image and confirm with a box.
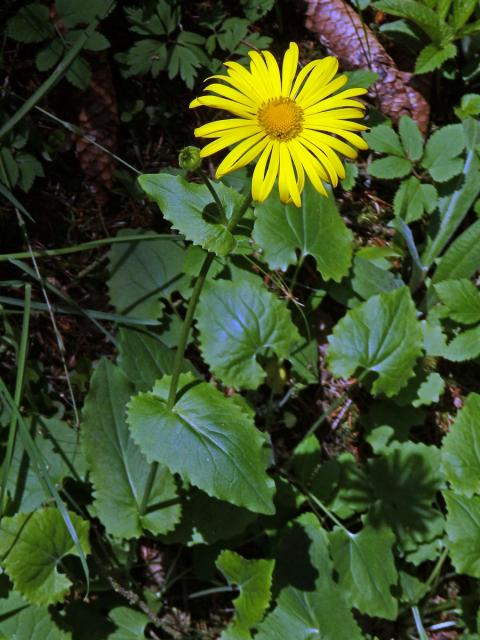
[178,146,201,171]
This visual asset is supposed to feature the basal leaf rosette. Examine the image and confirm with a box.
[190,42,367,207]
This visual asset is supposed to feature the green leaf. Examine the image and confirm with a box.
[127,373,275,514]
[66,56,92,90]
[327,287,422,396]
[123,39,167,77]
[256,514,363,640]
[0,508,90,605]
[6,4,54,43]
[352,255,403,300]
[16,152,44,192]
[240,0,275,20]
[373,0,452,44]
[107,230,188,320]
[163,488,257,545]
[423,152,480,268]
[415,42,457,73]
[35,40,64,72]
[343,69,379,90]
[369,441,443,552]
[309,453,373,519]
[196,278,300,390]
[443,326,480,361]
[7,416,86,513]
[83,30,110,51]
[452,0,478,30]
[138,173,246,256]
[444,491,480,577]
[56,0,106,26]
[412,372,445,407]
[108,607,150,640]
[329,522,398,619]
[442,393,480,496]
[341,161,359,190]
[455,93,480,119]
[118,327,194,391]
[369,156,412,179]
[433,220,480,284]
[435,279,480,324]
[0,147,19,188]
[217,551,274,638]
[0,592,71,639]
[252,182,353,280]
[82,359,180,538]
[363,124,405,156]
[394,177,438,223]
[168,31,209,89]
[422,124,465,182]
[399,116,424,161]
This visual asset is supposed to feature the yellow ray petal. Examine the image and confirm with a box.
[281,43,299,97]
[297,75,348,111]
[262,50,282,96]
[306,108,366,122]
[216,132,267,177]
[310,125,368,148]
[202,83,257,109]
[288,141,306,197]
[252,141,275,202]
[208,72,264,107]
[199,126,262,158]
[249,50,276,96]
[299,134,339,186]
[195,118,256,137]
[260,142,281,201]
[295,58,339,105]
[289,139,328,196]
[290,57,335,100]
[302,129,358,158]
[304,95,366,116]
[301,130,346,180]
[190,96,256,119]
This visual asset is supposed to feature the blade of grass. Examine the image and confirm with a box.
[0,285,31,516]
[13,207,80,426]
[0,375,90,594]
[0,295,162,326]
[0,0,115,141]
[0,233,182,263]
[10,258,117,346]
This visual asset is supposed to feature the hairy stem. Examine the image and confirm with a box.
[138,188,253,516]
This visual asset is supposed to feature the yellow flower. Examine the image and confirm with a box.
[190,42,368,207]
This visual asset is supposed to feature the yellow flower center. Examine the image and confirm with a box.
[257,97,304,141]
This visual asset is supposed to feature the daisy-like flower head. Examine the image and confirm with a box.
[190,42,368,207]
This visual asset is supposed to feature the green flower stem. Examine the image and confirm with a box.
[196,169,227,223]
[138,189,253,517]
[0,0,114,141]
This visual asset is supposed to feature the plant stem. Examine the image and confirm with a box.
[425,547,448,592]
[138,189,252,516]
[196,169,226,222]
[0,0,114,141]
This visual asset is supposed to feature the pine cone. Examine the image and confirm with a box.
[304,0,430,134]
[75,53,119,204]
